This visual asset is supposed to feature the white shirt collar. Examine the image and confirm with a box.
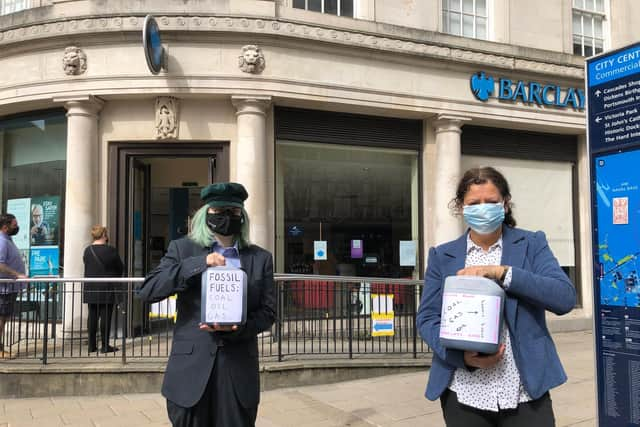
[466,232,503,254]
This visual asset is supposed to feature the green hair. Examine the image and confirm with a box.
[188,204,251,250]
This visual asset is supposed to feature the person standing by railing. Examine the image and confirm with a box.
[139,182,276,427]
[416,167,576,427]
[0,213,27,359]
[82,225,124,354]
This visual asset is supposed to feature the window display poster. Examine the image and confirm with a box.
[371,293,394,337]
[30,196,60,247]
[150,295,177,323]
[314,241,327,260]
[29,246,59,277]
[6,198,31,250]
[351,239,363,259]
[399,240,417,266]
[19,249,30,277]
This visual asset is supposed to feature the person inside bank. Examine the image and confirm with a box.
[416,166,576,427]
[82,225,124,354]
[138,182,276,427]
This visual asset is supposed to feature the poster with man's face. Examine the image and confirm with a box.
[30,196,59,247]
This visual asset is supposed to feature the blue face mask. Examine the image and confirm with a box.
[463,203,505,234]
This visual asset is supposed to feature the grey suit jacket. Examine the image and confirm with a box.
[138,237,276,408]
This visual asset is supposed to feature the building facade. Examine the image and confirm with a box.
[1,0,638,330]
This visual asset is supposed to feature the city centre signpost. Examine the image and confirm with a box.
[588,42,640,427]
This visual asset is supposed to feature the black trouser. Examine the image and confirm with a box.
[0,293,17,351]
[440,389,555,427]
[87,303,113,350]
[166,357,258,427]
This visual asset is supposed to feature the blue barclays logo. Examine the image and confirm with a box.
[470,71,494,101]
[469,71,585,110]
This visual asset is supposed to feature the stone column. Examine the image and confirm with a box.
[432,115,469,246]
[0,131,4,205]
[55,95,104,336]
[576,134,592,319]
[231,96,272,250]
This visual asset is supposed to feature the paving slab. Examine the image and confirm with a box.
[0,330,596,427]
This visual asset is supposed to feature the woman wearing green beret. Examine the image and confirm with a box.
[139,182,276,427]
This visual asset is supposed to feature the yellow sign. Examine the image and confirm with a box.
[371,293,394,337]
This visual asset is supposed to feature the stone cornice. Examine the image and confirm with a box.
[0,16,585,80]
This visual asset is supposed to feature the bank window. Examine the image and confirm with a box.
[0,0,30,15]
[276,142,420,280]
[443,0,488,40]
[572,0,606,57]
[0,112,67,279]
[462,155,579,302]
[292,0,354,18]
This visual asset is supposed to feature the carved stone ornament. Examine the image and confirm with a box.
[62,46,87,75]
[0,17,584,79]
[155,97,179,139]
[238,44,265,74]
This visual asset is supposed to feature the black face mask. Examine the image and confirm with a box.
[206,212,242,236]
[8,226,19,236]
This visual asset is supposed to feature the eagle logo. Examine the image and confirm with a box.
[470,71,494,101]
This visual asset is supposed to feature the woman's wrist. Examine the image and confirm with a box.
[498,265,508,283]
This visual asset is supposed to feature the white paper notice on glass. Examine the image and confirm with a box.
[7,198,31,250]
[439,292,502,345]
[399,240,417,266]
[201,266,247,325]
[314,241,327,260]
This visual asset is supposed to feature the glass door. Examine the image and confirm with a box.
[127,158,151,277]
[127,158,150,336]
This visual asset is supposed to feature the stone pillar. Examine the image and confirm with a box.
[231,96,272,250]
[0,131,4,206]
[576,134,593,319]
[55,95,104,336]
[432,115,469,246]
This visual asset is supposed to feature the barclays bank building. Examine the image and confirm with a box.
[1,0,638,332]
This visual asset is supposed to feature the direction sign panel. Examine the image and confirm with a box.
[588,44,640,153]
[588,42,640,427]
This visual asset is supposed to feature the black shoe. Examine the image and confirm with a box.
[100,345,119,353]
[88,346,97,353]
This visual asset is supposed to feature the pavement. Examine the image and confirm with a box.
[0,330,596,427]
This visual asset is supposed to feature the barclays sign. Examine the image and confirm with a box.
[470,71,585,110]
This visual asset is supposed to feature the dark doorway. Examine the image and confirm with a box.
[108,142,229,335]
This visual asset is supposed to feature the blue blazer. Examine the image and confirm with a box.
[416,226,576,401]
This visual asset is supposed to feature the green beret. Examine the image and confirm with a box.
[200,182,248,208]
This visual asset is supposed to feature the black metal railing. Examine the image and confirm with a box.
[0,275,430,364]
[273,275,429,361]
